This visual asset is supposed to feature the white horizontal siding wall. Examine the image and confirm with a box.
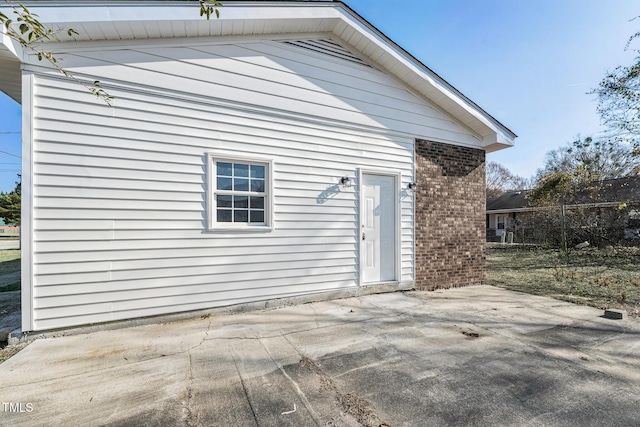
[26,38,475,330]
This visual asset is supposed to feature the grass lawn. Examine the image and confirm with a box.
[486,244,640,317]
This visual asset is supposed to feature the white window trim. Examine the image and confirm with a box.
[207,152,274,232]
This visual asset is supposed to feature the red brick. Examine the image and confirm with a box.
[414,139,486,290]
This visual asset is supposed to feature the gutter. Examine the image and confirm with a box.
[487,200,637,215]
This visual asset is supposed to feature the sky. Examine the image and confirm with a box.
[0,0,639,192]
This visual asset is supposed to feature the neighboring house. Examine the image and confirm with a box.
[486,191,532,240]
[0,1,516,333]
[487,176,640,243]
[0,226,20,236]
[0,219,19,236]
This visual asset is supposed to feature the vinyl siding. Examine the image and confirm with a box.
[26,38,476,330]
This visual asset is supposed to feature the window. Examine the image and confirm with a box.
[208,154,272,230]
[496,215,506,230]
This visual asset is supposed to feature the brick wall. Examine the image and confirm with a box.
[415,139,486,290]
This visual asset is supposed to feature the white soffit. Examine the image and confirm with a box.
[0,32,22,102]
[0,1,516,148]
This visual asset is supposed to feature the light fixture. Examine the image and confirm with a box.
[408,182,417,190]
[340,176,352,188]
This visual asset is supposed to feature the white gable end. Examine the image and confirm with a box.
[30,36,482,148]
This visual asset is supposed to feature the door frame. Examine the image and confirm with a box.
[495,214,506,236]
[358,168,402,286]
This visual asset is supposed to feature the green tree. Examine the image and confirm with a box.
[528,136,639,250]
[0,179,21,226]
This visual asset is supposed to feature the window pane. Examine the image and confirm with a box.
[250,210,264,223]
[217,162,232,177]
[216,195,232,208]
[210,159,270,227]
[234,178,249,192]
[217,177,232,191]
[234,196,249,209]
[234,163,249,177]
[234,210,249,222]
[217,209,232,222]
[251,165,265,179]
[250,196,264,209]
[251,179,265,193]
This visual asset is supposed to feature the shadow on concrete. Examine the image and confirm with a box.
[1,287,640,426]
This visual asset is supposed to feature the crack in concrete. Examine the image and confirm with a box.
[297,353,386,427]
[188,320,212,351]
[203,308,424,343]
[308,304,322,329]
[230,348,261,427]
[259,337,322,426]
[182,383,197,427]
[2,320,218,390]
[184,299,436,350]
[279,332,390,427]
[183,321,212,427]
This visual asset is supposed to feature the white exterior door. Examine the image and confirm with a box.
[496,214,506,236]
[361,173,396,284]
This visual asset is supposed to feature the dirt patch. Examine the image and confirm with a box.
[299,355,387,427]
[0,342,28,364]
[336,392,380,427]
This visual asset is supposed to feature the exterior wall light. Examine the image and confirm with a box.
[408,182,417,190]
[340,176,352,188]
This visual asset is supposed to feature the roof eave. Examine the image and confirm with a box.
[0,0,517,146]
[487,207,535,214]
[0,32,23,103]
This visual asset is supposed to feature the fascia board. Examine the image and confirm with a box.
[14,1,343,26]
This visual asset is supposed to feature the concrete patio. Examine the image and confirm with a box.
[0,285,639,426]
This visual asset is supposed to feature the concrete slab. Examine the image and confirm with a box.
[1,285,640,426]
